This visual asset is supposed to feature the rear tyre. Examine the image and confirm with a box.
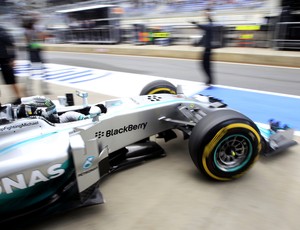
[189,110,261,181]
[140,80,177,95]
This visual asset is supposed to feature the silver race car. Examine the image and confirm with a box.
[0,80,297,226]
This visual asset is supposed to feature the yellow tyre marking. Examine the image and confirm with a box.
[202,123,261,181]
[148,88,176,95]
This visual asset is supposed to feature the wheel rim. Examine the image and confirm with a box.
[213,134,253,172]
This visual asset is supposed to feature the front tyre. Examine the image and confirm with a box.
[189,110,261,181]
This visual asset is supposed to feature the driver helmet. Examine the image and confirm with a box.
[17,96,59,123]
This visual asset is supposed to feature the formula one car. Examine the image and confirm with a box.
[0,80,297,226]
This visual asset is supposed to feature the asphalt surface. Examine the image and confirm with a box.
[34,51,300,96]
[1,51,300,230]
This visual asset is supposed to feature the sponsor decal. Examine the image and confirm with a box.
[0,121,39,132]
[0,164,65,195]
[83,156,95,169]
[95,122,147,139]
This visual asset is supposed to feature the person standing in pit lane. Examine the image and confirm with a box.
[0,25,23,104]
[190,8,215,87]
[23,16,50,95]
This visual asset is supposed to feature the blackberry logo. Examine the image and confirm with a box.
[95,131,104,138]
[95,122,148,139]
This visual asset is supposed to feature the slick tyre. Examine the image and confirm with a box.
[189,110,261,181]
[140,80,176,95]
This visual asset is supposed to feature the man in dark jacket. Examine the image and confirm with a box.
[0,26,22,103]
[191,8,215,86]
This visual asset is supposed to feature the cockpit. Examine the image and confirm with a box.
[0,95,107,125]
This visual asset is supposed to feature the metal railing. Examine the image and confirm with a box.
[57,26,121,44]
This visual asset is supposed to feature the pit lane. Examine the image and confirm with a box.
[1,52,300,230]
